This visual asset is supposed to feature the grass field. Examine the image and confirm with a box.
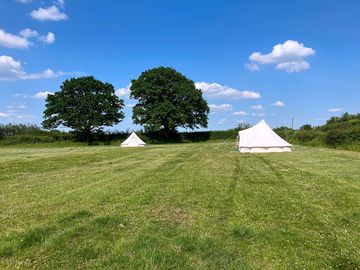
[0,142,359,269]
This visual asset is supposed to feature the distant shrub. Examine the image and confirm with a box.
[325,127,360,147]
[279,112,360,151]
[0,124,74,145]
[274,126,295,141]
[300,124,312,130]
[294,130,317,143]
[0,124,41,137]
[237,123,252,131]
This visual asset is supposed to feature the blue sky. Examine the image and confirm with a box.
[1,0,360,131]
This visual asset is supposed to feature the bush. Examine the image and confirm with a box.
[274,126,295,141]
[0,124,74,145]
[325,127,360,147]
[294,130,317,143]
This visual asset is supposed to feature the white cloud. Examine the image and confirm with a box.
[19,28,55,45]
[0,112,11,118]
[250,104,264,110]
[271,101,285,107]
[195,82,261,100]
[39,32,55,44]
[0,28,55,48]
[12,91,54,99]
[116,83,131,96]
[246,40,315,73]
[14,114,35,119]
[0,55,25,80]
[19,28,39,39]
[16,0,32,3]
[0,29,30,49]
[7,103,27,109]
[0,102,34,120]
[208,104,233,111]
[56,0,65,8]
[13,93,28,98]
[30,6,68,21]
[217,118,227,125]
[22,68,66,80]
[244,62,261,71]
[126,103,135,108]
[252,112,266,117]
[33,91,54,99]
[233,111,247,116]
[0,55,70,81]
[0,111,35,119]
[328,108,343,112]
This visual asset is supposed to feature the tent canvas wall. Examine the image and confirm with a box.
[121,132,146,147]
[238,120,292,153]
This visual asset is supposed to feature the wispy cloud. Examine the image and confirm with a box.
[217,118,227,125]
[56,0,65,8]
[250,104,264,110]
[7,103,27,110]
[13,91,54,99]
[0,102,34,120]
[208,104,233,111]
[252,112,266,117]
[233,111,247,116]
[15,0,32,3]
[0,111,35,120]
[0,55,74,81]
[328,108,343,112]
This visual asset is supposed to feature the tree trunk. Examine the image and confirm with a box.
[162,126,178,140]
[85,127,93,144]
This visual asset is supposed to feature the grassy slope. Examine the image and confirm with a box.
[0,143,359,269]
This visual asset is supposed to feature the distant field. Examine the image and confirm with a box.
[0,143,359,269]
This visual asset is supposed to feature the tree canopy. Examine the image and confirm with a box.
[42,76,124,140]
[130,67,209,135]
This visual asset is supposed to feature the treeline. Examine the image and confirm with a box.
[0,123,242,146]
[1,113,360,151]
[0,124,73,145]
[274,112,360,151]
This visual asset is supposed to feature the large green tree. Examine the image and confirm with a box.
[42,76,124,140]
[130,67,209,135]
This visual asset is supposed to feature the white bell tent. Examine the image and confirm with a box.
[238,120,292,153]
[121,132,146,147]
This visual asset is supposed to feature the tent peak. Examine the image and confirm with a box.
[121,132,146,147]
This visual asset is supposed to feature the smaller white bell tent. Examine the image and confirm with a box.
[238,120,292,153]
[121,132,146,147]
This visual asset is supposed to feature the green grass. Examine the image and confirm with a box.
[0,142,359,269]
